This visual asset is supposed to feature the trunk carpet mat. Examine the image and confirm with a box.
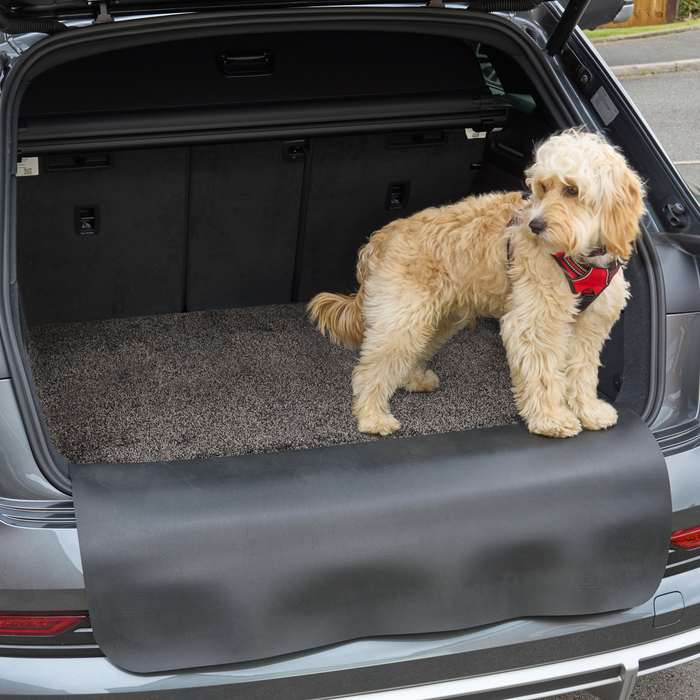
[27,303,520,464]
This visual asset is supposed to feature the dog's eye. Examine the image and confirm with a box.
[540,184,547,194]
[565,185,578,196]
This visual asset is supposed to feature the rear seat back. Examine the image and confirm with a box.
[17,148,188,325]
[186,142,304,311]
[17,131,484,323]
[297,130,485,301]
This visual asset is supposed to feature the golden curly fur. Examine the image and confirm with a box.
[308,129,646,438]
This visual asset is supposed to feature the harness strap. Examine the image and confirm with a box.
[506,218,621,311]
[552,252,622,311]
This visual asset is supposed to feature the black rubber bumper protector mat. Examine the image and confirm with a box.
[70,404,671,673]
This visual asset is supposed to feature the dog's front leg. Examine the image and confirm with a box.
[501,302,582,438]
[565,275,629,430]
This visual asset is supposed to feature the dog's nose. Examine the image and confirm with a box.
[529,218,547,235]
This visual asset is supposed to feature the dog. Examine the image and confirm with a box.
[308,129,646,438]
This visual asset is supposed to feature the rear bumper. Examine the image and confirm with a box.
[2,447,700,698]
[4,545,700,696]
[357,627,700,700]
[1,627,700,700]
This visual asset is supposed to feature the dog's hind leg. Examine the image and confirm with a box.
[402,365,440,393]
[401,312,471,393]
[565,276,629,430]
[352,315,437,435]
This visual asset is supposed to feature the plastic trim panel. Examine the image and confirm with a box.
[336,627,700,700]
[2,623,700,698]
[0,498,75,528]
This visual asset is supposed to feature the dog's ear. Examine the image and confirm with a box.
[600,158,646,260]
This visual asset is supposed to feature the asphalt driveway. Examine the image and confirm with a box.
[594,25,700,67]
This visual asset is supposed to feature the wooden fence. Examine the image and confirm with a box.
[602,0,676,26]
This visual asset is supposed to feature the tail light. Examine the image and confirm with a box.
[671,526,700,551]
[0,613,88,637]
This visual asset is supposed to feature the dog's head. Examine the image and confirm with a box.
[524,129,646,261]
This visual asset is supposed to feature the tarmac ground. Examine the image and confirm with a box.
[593,24,700,76]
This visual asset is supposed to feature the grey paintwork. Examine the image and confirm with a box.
[0,379,64,499]
[653,313,700,433]
[652,238,700,315]
[0,523,85,610]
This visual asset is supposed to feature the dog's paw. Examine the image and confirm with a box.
[574,399,618,431]
[403,370,439,393]
[527,410,582,438]
[356,413,401,436]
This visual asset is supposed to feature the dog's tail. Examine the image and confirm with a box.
[308,290,364,351]
[308,229,386,350]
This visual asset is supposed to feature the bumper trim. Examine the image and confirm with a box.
[339,627,700,700]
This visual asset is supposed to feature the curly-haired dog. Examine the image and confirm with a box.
[308,129,646,438]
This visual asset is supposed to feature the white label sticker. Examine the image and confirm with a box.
[17,157,39,177]
[591,87,619,126]
[465,128,487,140]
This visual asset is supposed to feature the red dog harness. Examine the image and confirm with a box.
[506,217,621,311]
[552,252,622,310]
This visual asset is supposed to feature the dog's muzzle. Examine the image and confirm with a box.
[529,218,546,235]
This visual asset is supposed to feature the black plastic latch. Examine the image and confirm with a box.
[283,141,307,162]
[46,153,112,172]
[216,51,273,77]
[664,202,687,229]
[385,131,447,149]
[561,49,594,94]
